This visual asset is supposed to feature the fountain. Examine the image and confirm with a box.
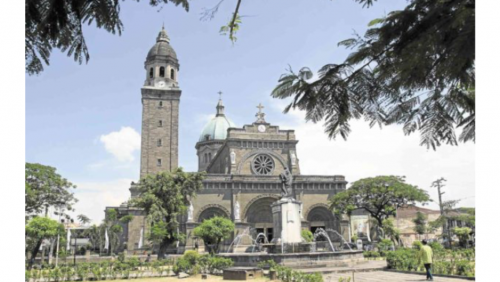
[217,168,364,268]
[313,228,335,252]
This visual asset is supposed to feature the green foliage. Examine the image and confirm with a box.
[26,216,65,267]
[452,227,472,247]
[301,229,314,243]
[26,0,190,75]
[258,260,323,282]
[173,252,233,275]
[130,168,205,258]
[351,234,358,243]
[387,247,475,277]
[413,212,428,237]
[329,176,429,232]
[377,238,393,252]
[193,216,234,254]
[25,163,77,219]
[363,250,381,258]
[382,218,401,245]
[272,0,475,149]
[119,214,134,224]
[338,277,352,282]
[429,241,444,252]
[412,240,423,250]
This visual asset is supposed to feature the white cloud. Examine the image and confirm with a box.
[71,179,134,224]
[99,127,140,162]
[268,98,475,210]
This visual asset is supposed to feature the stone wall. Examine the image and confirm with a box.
[140,88,181,177]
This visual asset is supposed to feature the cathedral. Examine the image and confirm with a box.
[109,27,350,253]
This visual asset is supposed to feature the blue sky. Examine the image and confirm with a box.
[25,0,474,223]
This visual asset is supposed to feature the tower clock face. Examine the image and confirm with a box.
[157,81,166,88]
[258,125,266,132]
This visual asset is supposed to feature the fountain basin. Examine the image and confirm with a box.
[223,267,263,280]
[218,250,364,268]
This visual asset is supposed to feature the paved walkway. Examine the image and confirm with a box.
[323,271,472,282]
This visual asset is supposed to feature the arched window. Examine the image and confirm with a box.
[157,159,162,167]
[158,120,163,127]
[159,66,165,77]
[157,139,162,147]
[204,153,207,163]
[159,101,163,107]
[209,153,212,162]
[170,69,175,80]
[149,67,154,78]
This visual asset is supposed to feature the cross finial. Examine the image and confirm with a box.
[255,103,266,123]
[162,22,165,30]
[257,103,264,113]
[218,91,223,99]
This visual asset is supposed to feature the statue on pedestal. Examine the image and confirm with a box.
[279,167,294,199]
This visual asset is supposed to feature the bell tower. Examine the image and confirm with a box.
[140,26,181,178]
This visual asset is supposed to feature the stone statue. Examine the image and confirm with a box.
[234,200,240,221]
[279,167,294,198]
[187,201,194,222]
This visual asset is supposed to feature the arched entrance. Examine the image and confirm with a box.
[197,205,230,222]
[244,197,276,242]
[306,205,339,239]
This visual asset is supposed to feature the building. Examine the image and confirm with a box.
[108,27,350,253]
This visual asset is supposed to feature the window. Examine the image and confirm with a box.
[149,67,154,78]
[159,66,165,77]
[157,159,162,167]
[170,69,175,80]
[204,153,207,163]
[251,154,275,175]
[204,134,210,141]
[159,101,163,107]
[209,153,212,162]
[157,139,162,147]
[158,120,163,127]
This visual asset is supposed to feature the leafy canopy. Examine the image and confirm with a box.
[193,216,235,254]
[25,163,78,219]
[413,211,428,236]
[130,168,205,257]
[26,216,65,240]
[26,0,190,75]
[272,0,475,150]
[329,176,430,226]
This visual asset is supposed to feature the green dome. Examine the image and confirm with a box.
[199,98,236,142]
[199,115,236,142]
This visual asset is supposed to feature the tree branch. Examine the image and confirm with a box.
[229,0,242,40]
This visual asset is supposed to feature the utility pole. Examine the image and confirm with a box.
[431,177,452,248]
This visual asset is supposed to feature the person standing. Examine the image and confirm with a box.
[419,240,433,281]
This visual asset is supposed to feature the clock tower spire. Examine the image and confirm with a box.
[140,26,181,178]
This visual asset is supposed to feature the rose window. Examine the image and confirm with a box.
[252,154,275,175]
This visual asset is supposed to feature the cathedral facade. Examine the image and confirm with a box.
[110,27,350,253]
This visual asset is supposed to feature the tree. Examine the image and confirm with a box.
[101,208,125,254]
[193,216,235,254]
[452,227,471,248]
[329,176,430,238]
[301,229,314,243]
[130,168,205,258]
[272,0,475,149]
[413,211,428,239]
[381,218,401,246]
[26,0,190,75]
[26,217,65,268]
[25,163,78,220]
[77,214,91,225]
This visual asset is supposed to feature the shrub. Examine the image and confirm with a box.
[301,229,314,243]
[183,250,199,265]
[412,240,423,250]
[377,239,394,252]
[201,256,234,274]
